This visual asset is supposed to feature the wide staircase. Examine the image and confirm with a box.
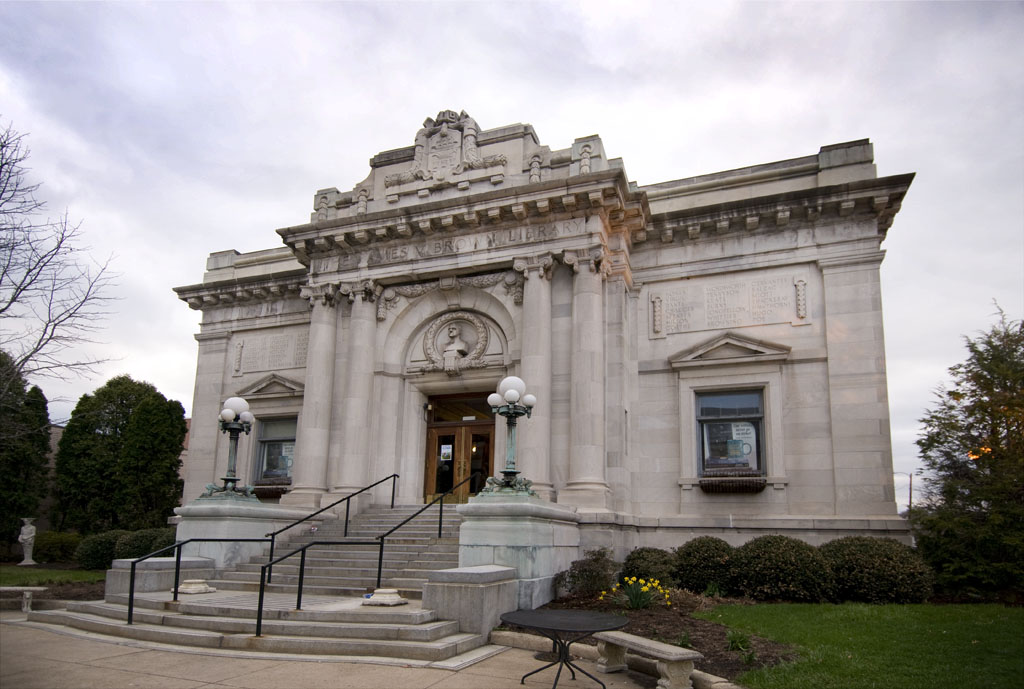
[26,504,495,665]
[217,504,462,600]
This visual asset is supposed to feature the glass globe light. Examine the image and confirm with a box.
[239,411,255,424]
[223,397,249,415]
[220,408,236,422]
[522,393,537,408]
[504,389,521,404]
[487,392,503,408]
[498,376,526,398]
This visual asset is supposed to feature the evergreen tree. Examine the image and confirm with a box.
[910,312,1024,600]
[0,351,51,543]
[53,375,185,533]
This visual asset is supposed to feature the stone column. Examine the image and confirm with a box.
[281,283,338,509]
[334,281,378,496]
[513,253,555,499]
[559,247,611,509]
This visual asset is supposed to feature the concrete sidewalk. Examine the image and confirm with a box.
[0,611,655,689]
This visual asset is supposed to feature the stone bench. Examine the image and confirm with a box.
[0,586,48,612]
[594,630,704,689]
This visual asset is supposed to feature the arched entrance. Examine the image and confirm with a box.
[424,393,494,503]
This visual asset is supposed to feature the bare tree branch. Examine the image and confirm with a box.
[0,120,116,404]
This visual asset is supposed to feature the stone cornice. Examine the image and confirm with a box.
[639,173,914,245]
[174,273,306,311]
[277,169,648,266]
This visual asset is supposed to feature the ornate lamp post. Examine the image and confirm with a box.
[199,396,258,500]
[482,376,537,495]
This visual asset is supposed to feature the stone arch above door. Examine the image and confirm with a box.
[380,283,516,376]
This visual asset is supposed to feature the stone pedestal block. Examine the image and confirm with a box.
[105,556,216,597]
[422,565,518,634]
[174,500,318,569]
[457,495,580,609]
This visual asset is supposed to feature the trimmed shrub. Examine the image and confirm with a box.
[555,547,618,596]
[819,536,933,603]
[729,535,833,602]
[674,537,733,594]
[75,530,130,570]
[114,527,177,560]
[620,547,678,589]
[33,531,82,563]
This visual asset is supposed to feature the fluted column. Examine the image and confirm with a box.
[559,247,611,509]
[513,253,555,499]
[282,282,339,509]
[334,281,378,496]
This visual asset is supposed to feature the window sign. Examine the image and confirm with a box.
[698,391,763,475]
[258,418,297,481]
[440,444,453,461]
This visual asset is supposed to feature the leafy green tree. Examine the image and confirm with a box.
[0,350,51,543]
[910,313,1024,600]
[53,375,185,533]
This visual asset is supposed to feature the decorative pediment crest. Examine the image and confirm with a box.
[669,332,791,370]
[236,373,305,399]
[384,110,507,188]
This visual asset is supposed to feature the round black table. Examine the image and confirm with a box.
[500,609,628,689]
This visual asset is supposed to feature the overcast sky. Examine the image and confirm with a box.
[2,1,1021,511]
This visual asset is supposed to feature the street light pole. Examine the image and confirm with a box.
[482,376,538,496]
[199,396,259,500]
[894,471,914,512]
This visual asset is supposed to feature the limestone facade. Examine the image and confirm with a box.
[174,111,914,549]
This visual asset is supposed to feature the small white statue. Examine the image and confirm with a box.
[18,518,37,566]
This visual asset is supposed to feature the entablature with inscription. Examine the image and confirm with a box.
[278,167,648,268]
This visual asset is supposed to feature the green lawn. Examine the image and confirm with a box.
[695,603,1024,689]
[0,565,106,587]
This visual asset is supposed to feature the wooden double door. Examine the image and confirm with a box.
[424,394,494,503]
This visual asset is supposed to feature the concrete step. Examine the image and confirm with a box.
[67,602,460,641]
[27,609,481,660]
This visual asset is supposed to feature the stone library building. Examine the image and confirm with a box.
[175,110,914,553]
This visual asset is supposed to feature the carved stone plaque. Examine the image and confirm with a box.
[232,330,309,375]
[650,269,810,338]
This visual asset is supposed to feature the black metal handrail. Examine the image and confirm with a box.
[373,473,477,588]
[255,539,379,637]
[264,473,398,583]
[125,537,272,625]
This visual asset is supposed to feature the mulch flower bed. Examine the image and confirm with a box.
[510,590,798,682]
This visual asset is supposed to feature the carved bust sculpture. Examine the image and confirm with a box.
[443,323,469,356]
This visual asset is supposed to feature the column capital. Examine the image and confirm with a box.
[300,281,339,307]
[562,247,606,274]
[339,279,380,303]
[513,253,555,280]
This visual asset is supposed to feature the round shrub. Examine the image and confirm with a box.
[729,535,834,602]
[114,527,177,560]
[33,531,82,563]
[555,547,618,596]
[674,537,733,594]
[819,536,933,603]
[75,530,129,570]
[620,547,678,588]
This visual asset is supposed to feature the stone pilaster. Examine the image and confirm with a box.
[820,252,897,516]
[513,253,555,499]
[182,332,230,503]
[281,282,338,509]
[558,247,611,509]
[333,281,378,496]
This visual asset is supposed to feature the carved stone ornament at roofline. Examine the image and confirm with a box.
[376,270,523,321]
[384,110,507,188]
[182,280,304,310]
